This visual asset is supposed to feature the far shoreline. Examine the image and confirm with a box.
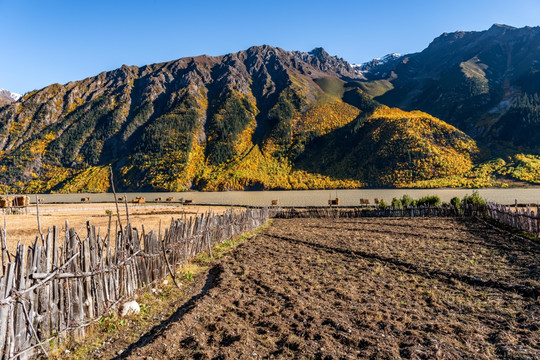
[11,188,540,207]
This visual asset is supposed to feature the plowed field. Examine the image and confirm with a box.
[110,217,539,359]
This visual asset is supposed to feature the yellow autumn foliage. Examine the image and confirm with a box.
[294,101,360,137]
[56,165,111,193]
[365,106,479,186]
[197,145,363,191]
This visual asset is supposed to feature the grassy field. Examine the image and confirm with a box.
[1,203,230,252]
[57,217,540,359]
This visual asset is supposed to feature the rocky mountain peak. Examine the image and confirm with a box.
[292,47,359,79]
[0,89,21,102]
[489,23,516,31]
[308,47,330,59]
[0,89,21,107]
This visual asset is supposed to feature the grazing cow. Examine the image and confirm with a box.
[328,198,340,206]
[14,196,27,207]
[132,197,146,204]
[0,197,9,208]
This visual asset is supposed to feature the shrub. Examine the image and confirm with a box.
[462,191,486,209]
[378,199,389,210]
[391,197,403,209]
[450,196,463,215]
[450,196,461,209]
[416,195,441,207]
[401,194,415,207]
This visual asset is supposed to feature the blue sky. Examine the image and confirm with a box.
[1,0,539,94]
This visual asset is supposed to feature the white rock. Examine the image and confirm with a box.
[163,279,169,285]
[121,301,140,316]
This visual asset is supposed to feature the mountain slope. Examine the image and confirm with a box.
[361,24,540,153]
[0,46,366,192]
[0,46,488,192]
[297,105,478,187]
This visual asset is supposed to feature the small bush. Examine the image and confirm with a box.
[391,197,403,209]
[417,195,441,207]
[401,194,415,207]
[450,196,463,215]
[378,199,389,210]
[98,313,126,333]
[462,191,486,208]
[450,196,461,208]
[182,271,194,282]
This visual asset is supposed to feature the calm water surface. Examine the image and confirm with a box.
[32,188,540,206]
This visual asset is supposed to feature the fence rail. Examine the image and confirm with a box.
[270,202,540,238]
[270,204,485,219]
[0,207,268,359]
[486,202,540,237]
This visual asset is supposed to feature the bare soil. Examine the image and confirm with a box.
[94,218,540,359]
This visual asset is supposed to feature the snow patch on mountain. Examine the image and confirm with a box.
[352,53,402,73]
[0,89,21,102]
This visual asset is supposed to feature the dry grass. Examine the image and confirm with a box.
[2,203,231,252]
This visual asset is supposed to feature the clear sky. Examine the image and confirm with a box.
[1,0,539,94]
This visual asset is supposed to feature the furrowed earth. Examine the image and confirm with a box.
[60,217,540,359]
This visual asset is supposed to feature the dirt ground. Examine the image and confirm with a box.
[75,217,540,359]
[2,204,229,252]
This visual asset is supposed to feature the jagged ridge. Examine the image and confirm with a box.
[0,45,486,192]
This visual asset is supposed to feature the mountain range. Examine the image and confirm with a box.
[361,24,540,151]
[0,24,539,193]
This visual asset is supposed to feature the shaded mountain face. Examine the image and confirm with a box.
[362,24,540,152]
[0,45,483,192]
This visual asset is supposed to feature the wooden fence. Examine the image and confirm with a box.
[270,204,485,219]
[0,207,268,359]
[486,202,540,237]
[271,202,540,237]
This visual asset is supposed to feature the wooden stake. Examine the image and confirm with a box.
[109,167,123,234]
[1,225,6,275]
[35,195,44,246]
[161,238,180,289]
[19,301,49,358]
[123,194,130,226]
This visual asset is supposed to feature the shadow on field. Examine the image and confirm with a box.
[462,218,540,282]
[462,218,540,252]
[315,220,534,251]
[112,264,223,360]
[266,231,540,298]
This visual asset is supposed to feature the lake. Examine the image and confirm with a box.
[30,188,540,206]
